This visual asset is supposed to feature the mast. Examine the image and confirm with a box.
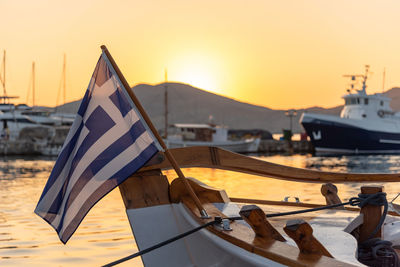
[382,68,386,94]
[164,69,168,138]
[343,65,369,94]
[0,51,18,105]
[32,62,35,107]
[55,54,66,112]
[361,65,369,94]
[2,50,5,97]
[63,54,66,105]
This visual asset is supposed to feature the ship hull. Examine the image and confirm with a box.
[164,138,261,153]
[301,113,400,154]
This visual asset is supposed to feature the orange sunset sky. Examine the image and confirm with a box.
[1,0,400,109]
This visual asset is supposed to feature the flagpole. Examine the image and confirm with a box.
[100,45,209,218]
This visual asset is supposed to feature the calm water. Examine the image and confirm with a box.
[2,153,400,266]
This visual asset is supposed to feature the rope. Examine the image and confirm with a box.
[354,192,388,240]
[227,193,387,222]
[103,192,388,267]
[227,201,356,221]
[358,238,400,267]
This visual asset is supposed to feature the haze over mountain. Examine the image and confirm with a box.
[55,83,400,134]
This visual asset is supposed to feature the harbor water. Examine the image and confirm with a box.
[3,154,400,266]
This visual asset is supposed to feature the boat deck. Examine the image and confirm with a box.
[219,202,363,266]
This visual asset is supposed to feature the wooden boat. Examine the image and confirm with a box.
[108,146,400,267]
[36,46,400,267]
[82,46,399,267]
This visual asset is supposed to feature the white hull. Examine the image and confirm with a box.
[164,137,261,153]
[126,203,285,267]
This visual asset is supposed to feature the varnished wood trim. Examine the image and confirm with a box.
[210,147,220,166]
[171,178,356,267]
[140,146,400,182]
[239,205,286,242]
[320,183,344,209]
[284,219,332,257]
[118,169,170,209]
[359,186,383,243]
[170,177,229,204]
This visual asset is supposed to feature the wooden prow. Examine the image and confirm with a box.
[119,169,170,209]
[141,146,400,182]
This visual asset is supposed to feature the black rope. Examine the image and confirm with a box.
[358,238,400,267]
[226,201,357,221]
[355,192,388,240]
[228,192,388,237]
[103,192,388,267]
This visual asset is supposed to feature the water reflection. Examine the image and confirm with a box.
[304,154,400,173]
[1,154,400,266]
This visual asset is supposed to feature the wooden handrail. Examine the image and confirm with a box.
[141,146,400,183]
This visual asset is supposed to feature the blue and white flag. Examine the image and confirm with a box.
[35,52,161,243]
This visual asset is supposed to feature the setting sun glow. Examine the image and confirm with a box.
[172,53,221,95]
[2,1,400,109]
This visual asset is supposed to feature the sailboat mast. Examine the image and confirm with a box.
[382,68,386,94]
[2,50,6,97]
[32,62,35,107]
[164,69,168,138]
[63,54,66,105]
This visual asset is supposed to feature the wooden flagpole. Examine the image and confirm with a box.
[100,45,209,218]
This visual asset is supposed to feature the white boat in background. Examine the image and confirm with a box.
[301,65,400,154]
[0,55,73,127]
[161,74,260,153]
[19,109,74,126]
[0,111,41,141]
[0,100,73,126]
[165,123,261,153]
[0,111,59,155]
[0,102,70,155]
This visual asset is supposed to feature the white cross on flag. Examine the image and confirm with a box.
[35,52,161,243]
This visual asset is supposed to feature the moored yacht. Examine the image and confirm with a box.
[0,111,40,141]
[301,65,400,154]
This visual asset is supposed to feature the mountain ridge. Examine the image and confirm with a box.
[55,83,400,133]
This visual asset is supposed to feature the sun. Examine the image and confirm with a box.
[171,52,222,95]
[177,67,217,92]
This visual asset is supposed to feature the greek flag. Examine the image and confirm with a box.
[35,52,161,244]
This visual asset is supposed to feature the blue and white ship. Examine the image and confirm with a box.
[300,65,400,154]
